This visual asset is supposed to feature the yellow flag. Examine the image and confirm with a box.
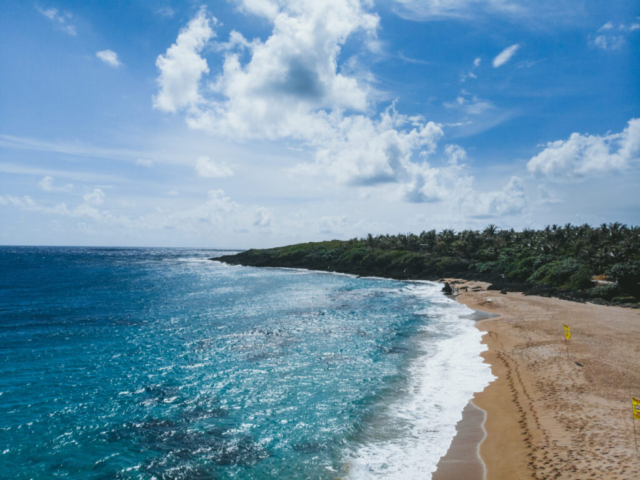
[564,324,571,340]
[633,397,640,421]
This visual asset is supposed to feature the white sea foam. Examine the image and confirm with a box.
[349,282,495,480]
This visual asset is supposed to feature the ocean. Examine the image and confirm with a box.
[0,247,493,479]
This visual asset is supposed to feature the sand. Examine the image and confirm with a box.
[435,280,640,480]
[432,401,486,480]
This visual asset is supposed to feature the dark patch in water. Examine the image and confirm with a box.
[377,345,408,354]
[292,442,328,454]
[245,351,282,363]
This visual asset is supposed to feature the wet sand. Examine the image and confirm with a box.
[432,401,486,480]
[436,279,640,479]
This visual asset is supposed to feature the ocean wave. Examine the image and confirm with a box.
[348,282,495,479]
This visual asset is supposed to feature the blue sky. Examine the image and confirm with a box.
[1,0,639,247]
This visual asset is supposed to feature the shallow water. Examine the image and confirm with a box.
[0,247,493,479]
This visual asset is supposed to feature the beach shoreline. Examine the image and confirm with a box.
[433,279,640,480]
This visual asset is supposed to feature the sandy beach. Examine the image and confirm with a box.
[435,280,640,480]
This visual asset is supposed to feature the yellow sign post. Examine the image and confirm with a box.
[633,396,640,452]
[563,324,571,358]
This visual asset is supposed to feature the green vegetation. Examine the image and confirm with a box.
[216,223,640,306]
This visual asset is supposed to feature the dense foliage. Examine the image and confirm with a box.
[216,223,640,306]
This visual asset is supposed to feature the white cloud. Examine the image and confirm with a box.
[183,2,379,139]
[0,195,37,209]
[444,144,467,165]
[136,158,153,167]
[527,118,640,182]
[195,156,234,178]
[38,176,73,192]
[468,176,526,217]
[317,215,348,234]
[0,189,272,238]
[444,95,493,115]
[238,0,281,20]
[461,58,481,82]
[84,188,105,205]
[37,7,77,36]
[157,6,175,18]
[311,107,443,186]
[253,207,272,227]
[492,44,519,67]
[153,7,216,113]
[96,50,122,67]
[153,3,525,215]
[0,134,151,163]
[591,21,640,50]
[391,0,523,20]
[592,35,624,50]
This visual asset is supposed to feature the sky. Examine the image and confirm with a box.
[0,0,639,248]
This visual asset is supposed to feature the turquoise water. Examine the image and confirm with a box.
[0,247,492,479]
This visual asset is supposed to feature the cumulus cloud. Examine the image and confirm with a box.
[38,176,73,192]
[37,6,77,36]
[468,176,526,217]
[183,2,378,139]
[96,50,122,67]
[153,2,526,215]
[84,188,105,205]
[527,118,640,181]
[195,156,234,178]
[317,215,348,234]
[493,44,519,67]
[253,207,272,227]
[398,144,526,217]
[153,8,216,113]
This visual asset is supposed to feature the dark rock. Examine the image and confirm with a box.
[441,282,453,294]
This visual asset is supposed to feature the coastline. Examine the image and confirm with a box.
[436,279,640,479]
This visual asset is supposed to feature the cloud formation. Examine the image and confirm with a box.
[391,0,523,20]
[153,2,525,214]
[195,156,234,178]
[38,176,73,192]
[0,189,272,239]
[493,44,519,67]
[84,188,105,205]
[154,8,215,113]
[96,50,122,67]
[527,118,640,181]
[590,21,639,51]
[37,7,77,36]
[444,95,493,115]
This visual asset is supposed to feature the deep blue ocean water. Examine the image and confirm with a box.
[0,247,493,479]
